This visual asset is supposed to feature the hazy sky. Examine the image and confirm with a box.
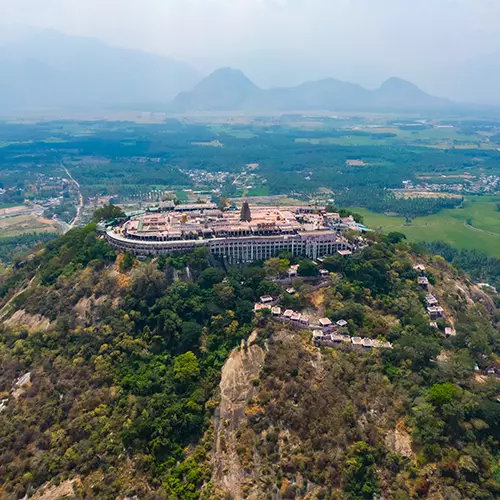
[2,0,500,96]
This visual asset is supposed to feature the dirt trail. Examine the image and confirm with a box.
[464,222,500,239]
[0,273,37,322]
[212,331,265,499]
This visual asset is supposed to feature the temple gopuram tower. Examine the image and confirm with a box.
[240,201,252,222]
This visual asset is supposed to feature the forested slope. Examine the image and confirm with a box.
[0,226,499,499]
[0,225,267,498]
[212,242,500,499]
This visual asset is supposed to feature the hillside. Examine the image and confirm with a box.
[170,68,455,113]
[210,244,500,498]
[0,227,499,498]
[0,29,200,109]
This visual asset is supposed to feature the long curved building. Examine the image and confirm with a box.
[105,204,353,263]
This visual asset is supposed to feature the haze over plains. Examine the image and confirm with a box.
[2,0,500,104]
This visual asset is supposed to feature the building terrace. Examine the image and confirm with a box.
[106,204,352,262]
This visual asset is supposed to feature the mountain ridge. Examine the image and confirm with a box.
[0,29,201,109]
[0,29,465,112]
[170,67,455,113]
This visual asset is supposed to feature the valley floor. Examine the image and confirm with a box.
[351,195,500,257]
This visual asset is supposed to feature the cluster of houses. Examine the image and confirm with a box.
[254,296,312,325]
[415,264,456,337]
[254,296,392,351]
[416,264,500,384]
[312,330,393,350]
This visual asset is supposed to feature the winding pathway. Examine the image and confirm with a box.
[61,163,83,230]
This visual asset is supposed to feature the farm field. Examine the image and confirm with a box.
[295,136,390,146]
[210,125,256,138]
[1,118,499,256]
[0,203,22,210]
[365,126,495,142]
[246,186,270,197]
[294,125,500,149]
[353,196,500,257]
[0,214,61,237]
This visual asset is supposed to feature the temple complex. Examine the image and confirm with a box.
[105,204,353,262]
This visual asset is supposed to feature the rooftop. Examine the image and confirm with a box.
[254,303,271,312]
[428,306,444,313]
[346,159,366,167]
[113,204,343,242]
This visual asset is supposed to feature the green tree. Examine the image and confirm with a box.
[342,441,380,499]
[92,204,125,222]
[119,251,135,272]
[411,402,446,460]
[427,382,459,407]
[173,352,200,384]
[131,262,168,302]
[386,232,407,244]
[298,259,318,277]
[198,267,225,289]
[264,257,290,277]
[323,255,344,273]
[213,283,235,307]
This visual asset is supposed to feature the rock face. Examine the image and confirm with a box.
[212,331,265,499]
[4,309,52,332]
[12,371,32,400]
[30,478,80,500]
[385,425,413,458]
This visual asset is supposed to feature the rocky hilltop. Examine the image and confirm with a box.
[0,225,499,499]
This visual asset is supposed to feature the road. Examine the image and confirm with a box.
[61,163,84,230]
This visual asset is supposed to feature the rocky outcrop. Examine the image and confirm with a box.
[385,423,413,458]
[4,309,52,332]
[212,331,265,499]
[29,478,80,500]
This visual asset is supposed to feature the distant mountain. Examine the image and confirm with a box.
[0,30,459,113]
[171,68,260,111]
[371,77,450,109]
[170,68,455,113]
[0,29,200,110]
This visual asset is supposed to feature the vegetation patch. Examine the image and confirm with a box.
[352,196,500,257]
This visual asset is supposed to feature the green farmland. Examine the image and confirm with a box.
[354,196,500,257]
